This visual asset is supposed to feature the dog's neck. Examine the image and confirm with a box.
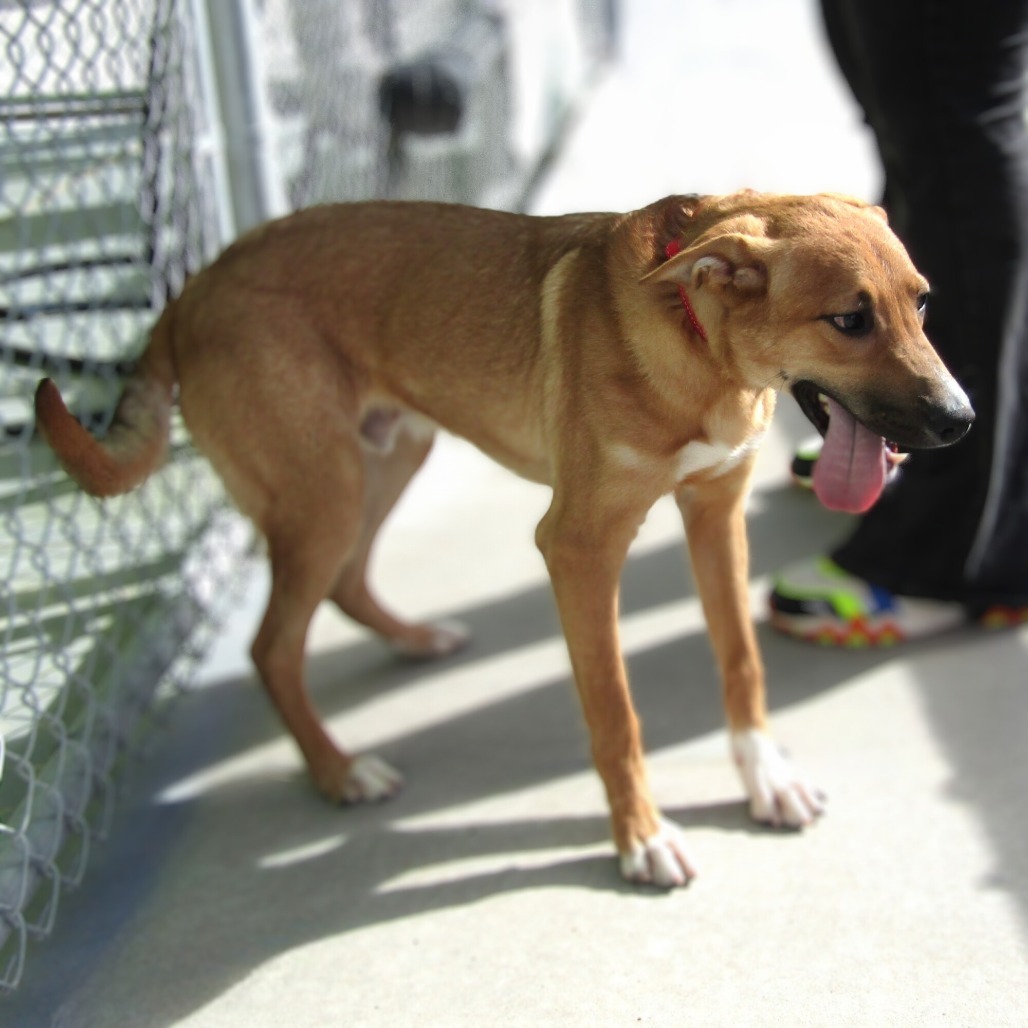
[663,239,708,343]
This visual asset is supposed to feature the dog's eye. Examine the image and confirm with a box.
[917,292,928,315]
[827,311,873,336]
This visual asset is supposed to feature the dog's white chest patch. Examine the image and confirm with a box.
[675,440,734,479]
[675,433,763,481]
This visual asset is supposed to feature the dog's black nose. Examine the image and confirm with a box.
[924,395,975,447]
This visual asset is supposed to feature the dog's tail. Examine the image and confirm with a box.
[34,304,177,497]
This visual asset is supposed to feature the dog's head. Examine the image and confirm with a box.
[642,192,974,512]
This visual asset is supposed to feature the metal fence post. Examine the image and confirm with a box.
[201,0,288,235]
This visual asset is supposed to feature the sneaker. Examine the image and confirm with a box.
[769,557,967,646]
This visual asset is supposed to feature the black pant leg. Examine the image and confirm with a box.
[819,0,1028,605]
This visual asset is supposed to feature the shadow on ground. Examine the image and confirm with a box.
[13,483,1028,1024]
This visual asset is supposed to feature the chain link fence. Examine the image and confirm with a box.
[0,0,613,992]
[0,0,244,991]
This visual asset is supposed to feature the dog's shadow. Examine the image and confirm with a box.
[33,639,774,1025]
[71,643,798,1025]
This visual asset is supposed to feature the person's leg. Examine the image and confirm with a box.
[773,0,1028,642]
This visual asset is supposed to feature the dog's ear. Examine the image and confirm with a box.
[654,194,705,248]
[642,232,772,298]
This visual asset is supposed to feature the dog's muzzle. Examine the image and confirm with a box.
[791,380,974,452]
[790,380,975,514]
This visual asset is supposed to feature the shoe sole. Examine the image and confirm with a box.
[770,610,907,647]
[771,605,1028,647]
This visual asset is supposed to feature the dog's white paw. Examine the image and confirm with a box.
[731,729,824,828]
[619,817,698,888]
[341,754,403,804]
[391,619,469,660]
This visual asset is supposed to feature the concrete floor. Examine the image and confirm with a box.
[8,0,1028,1024]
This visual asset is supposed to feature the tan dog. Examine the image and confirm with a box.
[35,192,973,887]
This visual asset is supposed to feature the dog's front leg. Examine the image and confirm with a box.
[677,464,824,828]
[537,495,696,888]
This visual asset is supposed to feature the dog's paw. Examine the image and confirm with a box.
[619,817,698,888]
[391,619,469,660]
[731,729,825,828]
[340,754,403,804]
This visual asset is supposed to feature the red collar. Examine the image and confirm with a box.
[664,239,708,343]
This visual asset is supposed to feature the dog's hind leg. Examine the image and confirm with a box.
[329,418,469,659]
[251,449,402,805]
[174,309,402,802]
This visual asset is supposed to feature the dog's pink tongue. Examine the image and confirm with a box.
[813,397,887,513]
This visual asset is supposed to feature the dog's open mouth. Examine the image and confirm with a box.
[792,381,908,513]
